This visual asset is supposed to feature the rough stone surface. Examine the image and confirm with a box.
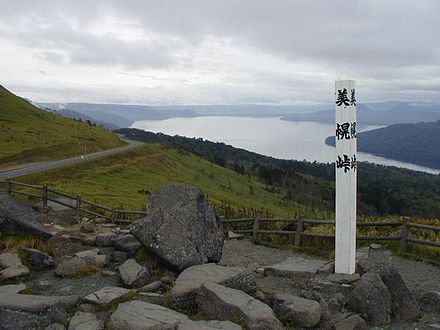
[0,283,26,294]
[171,263,256,307]
[331,314,368,330]
[0,252,23,267]
[379,265,421,320]
[139,281,162,293]
[113,234,141,255]
[83,286,132,307]
[130,184,225,271]
[118,259,150,287]
[265,257,330,280]
[271,293,321,328]
[45,324,66,330]
[347,273,391,325]
[0,193,52,240]
[326,273,360,284]
[196,282,283,330]
[0,252,29,280]
[178,320,242,329]
[22,247,55,267]
[75,249,110,267]
[0,309,68,330]
[419,291,440,312]
[0,293,79,313]
[68,311,103,330]
[109,300,188,329]
[54,257,88,277]
[95,232,117,247]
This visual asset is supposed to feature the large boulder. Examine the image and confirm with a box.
[379,265,420,320]
[171,263,256,307]
[130,184,225,271]
[0,193,52,240]
[347,273,391,325]
[271,294,321,328]
[196,282,283,330]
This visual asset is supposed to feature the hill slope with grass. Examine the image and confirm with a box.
[0,85,124,168]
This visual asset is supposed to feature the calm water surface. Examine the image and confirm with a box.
[132,116,440,174]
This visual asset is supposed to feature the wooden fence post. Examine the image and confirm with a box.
[76,195,81,218]
[400,217,409,252]
[111,207,116,223]
[252,213,260,243]
[6,178,12,194]
[295,218,304,247]
[42,185,48,207]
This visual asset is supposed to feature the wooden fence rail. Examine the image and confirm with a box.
[220,214,439,252]
[0,179,146,224]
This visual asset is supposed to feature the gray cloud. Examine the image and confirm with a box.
[0,0,439,103]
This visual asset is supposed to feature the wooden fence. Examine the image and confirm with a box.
[220,215,440,253]
[0,179,146,223]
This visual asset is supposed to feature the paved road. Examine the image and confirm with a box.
[0,139,143,180]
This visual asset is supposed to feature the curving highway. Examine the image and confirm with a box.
[0,139,143,180]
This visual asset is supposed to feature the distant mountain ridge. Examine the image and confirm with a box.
[283,102,440,126]
[325,120,440,169]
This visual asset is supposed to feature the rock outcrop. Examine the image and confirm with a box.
[0,193,52,240]
[131,184,225,271]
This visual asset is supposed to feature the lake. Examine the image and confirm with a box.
[132,116,440,174]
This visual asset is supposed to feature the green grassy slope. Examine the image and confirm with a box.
[0,85,124,168]
[19,143,326,219]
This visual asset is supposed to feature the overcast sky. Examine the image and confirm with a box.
[1,0,439,105]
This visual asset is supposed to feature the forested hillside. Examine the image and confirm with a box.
[117,128,440,219]
[326,121,440,169]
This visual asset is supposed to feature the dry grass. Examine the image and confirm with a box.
[0,235,53,255]
[69,264,101,278]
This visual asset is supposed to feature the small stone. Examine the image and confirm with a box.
[75,249,109,267]
[0,283,26,295]
[54,257,87,277]
[45,324,66,330]
[0,264,29,280]
[326,273,360,284]
[60,286,73,294]
[419,291,440,312]
[228,231,244,239]
[332,314,368,330]
[102,270,116,276]
[265,256,329,280]
[22,247,54,268]
[113,234,141,256]
[369,243,383,250]
[139,281,162,293]
[80,223,94,233]
[78,304,96,313]
[112,251,128,264]
[83,286,132,307]
[83,236,96,246]
[68,311,103,330]
[118,259,150,287]
[95,232,117,247]
[0,252,22,268]
[254,290,266,301]
[160,275,175,285]
[272,293,322,328]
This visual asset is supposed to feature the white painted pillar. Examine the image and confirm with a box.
[335,80,357,274]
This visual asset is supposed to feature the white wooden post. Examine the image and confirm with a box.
[335,80,357,274]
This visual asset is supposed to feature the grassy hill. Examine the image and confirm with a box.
[18,143,326,219]
[0,85,124,168]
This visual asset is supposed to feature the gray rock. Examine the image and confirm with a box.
[196,282,283,330]
[118,259,150,287]
[112,251,128,264]
[0,252,22,267]
[54,257,87,277]
[75,249,110,267]
[0,193,52,240]
[130,184,225,271]
[0,309,67,330]
[356,258,375,275]
[0,283,26,294]
[78,304,96,313]
[369,243,383,250]
[139,281,162,293]
[95,232,117,247]
[171,263,256,307]
[228,231,244,239]
[271,293,321,328]
[83,236,96,246]
[379,265,420,320]
[68,311,103,330]
[265,257,330,280]
[328,293,347,314]
[80,223,94,233]
[22,247,54,267]
[83,286,132,307]
[0,253,29,280]
[113,234,141,255]
[45,324,66,330]
[109,300,188,329]
[419,291,440,312]
[331,314,368,330]
[102,269,116,276]
[0,293,79,313]
[178,320,242,329]
[347,273,391,325]
[326,273,360,284]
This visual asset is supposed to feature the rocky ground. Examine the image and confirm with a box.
[1,188,440,330]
